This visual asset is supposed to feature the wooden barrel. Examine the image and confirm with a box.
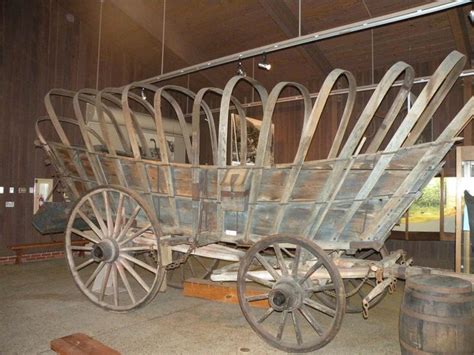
[399,274,474,354]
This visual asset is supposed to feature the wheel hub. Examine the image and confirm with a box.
[91,238,119,263]
[269,277,304,312]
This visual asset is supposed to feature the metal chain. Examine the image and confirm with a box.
[362,300,369,319]
[146,238,198,271]
[323,267,371,298]
[165,241,198,271]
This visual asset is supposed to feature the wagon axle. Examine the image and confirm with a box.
[268,278,304,312]
[91,239,119,263]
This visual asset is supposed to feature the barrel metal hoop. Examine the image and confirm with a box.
[406,280,472,295]
[406,288,474,304]
[400,305,474,326]
[399,338,432,355]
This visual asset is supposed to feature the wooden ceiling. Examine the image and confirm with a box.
[63,0,473,96]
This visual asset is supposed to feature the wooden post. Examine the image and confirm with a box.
[455,147,463,273]
[462,74,473,145]
[440,169,445,240]
[405,211,409,241]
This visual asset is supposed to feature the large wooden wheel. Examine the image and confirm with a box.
[166,252,219,289]
[237,235,345,353]
[316,247,389,313]
[65,185,165,311]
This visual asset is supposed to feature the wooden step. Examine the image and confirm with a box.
[50,333,120,355]
[183,278,268,308]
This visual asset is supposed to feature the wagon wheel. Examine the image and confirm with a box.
[237,235,345,353]
[65,185,165,311]
[316,246,389,313]
[166,251,219,289]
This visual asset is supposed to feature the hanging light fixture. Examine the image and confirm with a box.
[236,60,246,76]
[257,53,272,71]
[141,87,147,101]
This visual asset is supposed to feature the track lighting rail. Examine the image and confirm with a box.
[135,0,470,86]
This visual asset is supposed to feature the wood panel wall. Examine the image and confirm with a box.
[0,0,471,258]
[0,0,161,255]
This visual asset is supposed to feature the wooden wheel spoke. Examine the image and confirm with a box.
[245,293,269,302]
[77,211,103,241]
[245,273,275,289]
[120,259,151,293]
[71,228,100,244]
[113,193,125,239]
[276,310,288,341]
[307,284,335,293]
[75,258,95,272]
[120,246,154,252]
[120,252,157,274]
[292,246,301,277]
[299,306,324,336]
[85,262,105,288]
[116,206,141,241]
[87,197,108,237]
[116,262,136,304]
[103,191,113,238]
[257,307,274,324]
[299,260,323,284]
[273,243,289,276]
[98,263,112,302]
[119,224,152,246]
[71,246,93,251]
[292,311,303,346]
[304,297,337,317]
[111,263,119,307]
[255,253,280,281]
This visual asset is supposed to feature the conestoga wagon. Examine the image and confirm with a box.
[34,50,474,352]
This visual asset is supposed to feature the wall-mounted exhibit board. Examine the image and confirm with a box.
[456,146,474,273]
[85,104,188,163]
[392,175,457,236]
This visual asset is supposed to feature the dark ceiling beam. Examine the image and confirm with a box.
[447,8,473,67]
[258,0,333,76]
[109,0,222,88]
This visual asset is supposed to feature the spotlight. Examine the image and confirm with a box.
[258,53,272,71]
[469,10,474,25]
[236,61,246,76]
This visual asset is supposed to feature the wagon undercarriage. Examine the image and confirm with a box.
[35,50,474,352]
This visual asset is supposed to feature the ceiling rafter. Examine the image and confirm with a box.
[257,0,333,76]
[109,0,224,88]
[447,7,473,67]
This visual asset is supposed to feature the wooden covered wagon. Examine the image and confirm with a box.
[34,50,474,352]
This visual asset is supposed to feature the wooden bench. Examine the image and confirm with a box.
[51,333,120,355]
[8,240,88,264]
